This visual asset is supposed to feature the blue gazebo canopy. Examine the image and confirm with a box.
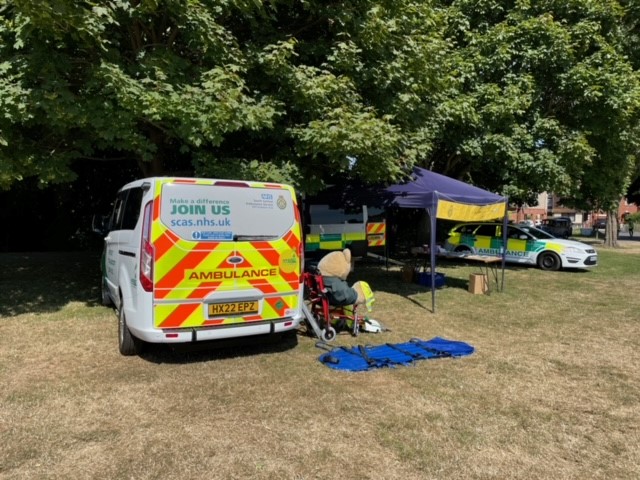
[387,167,506,213]
[386,167,508,312]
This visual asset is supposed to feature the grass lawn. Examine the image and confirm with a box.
[1,244,639,480]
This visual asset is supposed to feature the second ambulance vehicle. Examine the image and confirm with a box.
[444,222,597,271]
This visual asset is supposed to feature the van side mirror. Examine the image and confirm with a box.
[92,214,110,236]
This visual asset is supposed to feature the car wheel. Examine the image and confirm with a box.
[537,251,561,271]
[101,277,113,307]
[118,303,141,356]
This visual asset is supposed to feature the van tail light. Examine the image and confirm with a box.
[298,241,304,284]
[140,200,154,292]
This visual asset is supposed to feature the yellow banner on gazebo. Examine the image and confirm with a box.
[436,199,506,222]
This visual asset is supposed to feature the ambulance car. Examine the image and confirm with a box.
[303,204,386,258]
[444,222,597,271]
[99,177,304,355]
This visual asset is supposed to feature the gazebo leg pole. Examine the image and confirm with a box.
[430,208,436,313]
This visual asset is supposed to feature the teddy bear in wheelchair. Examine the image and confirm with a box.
[317,248,367,306]
[305,248,380,339]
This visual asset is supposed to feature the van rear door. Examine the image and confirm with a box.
[150,179,302,330]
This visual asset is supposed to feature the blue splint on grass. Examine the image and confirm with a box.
[318,337,474,372]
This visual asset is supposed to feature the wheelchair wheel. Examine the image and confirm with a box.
[321,326,337,342]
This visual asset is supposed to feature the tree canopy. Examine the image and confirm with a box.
[1,0,639,209]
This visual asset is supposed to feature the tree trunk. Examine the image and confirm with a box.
[137,156,164,178]
[137,127,166,178]
[603,211,618,247]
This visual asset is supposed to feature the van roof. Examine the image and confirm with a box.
[118,177,295,192]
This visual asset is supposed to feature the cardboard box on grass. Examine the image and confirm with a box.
[469,273,488,294]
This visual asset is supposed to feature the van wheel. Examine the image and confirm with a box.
[101,277,113,307]
[118,306,141,356]
[455,245,472,253]
[537,251,561,271]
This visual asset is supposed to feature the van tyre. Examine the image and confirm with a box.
[537,251,561,271]
[118,305,141,356]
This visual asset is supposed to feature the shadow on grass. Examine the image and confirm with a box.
[0,251,103,317]
[357,255,590,297]
[1,251,592,319]
[354,257,495,293]
[138,331,300,364]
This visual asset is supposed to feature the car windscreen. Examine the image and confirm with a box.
[474,224,498,236]
[518,226,556,239]
[160,183,295,241]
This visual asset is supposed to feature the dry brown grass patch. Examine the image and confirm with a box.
[1,251,639,479]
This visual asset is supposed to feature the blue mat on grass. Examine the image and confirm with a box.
[318,337,474,372]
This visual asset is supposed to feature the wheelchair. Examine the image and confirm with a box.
[302,267,366,343]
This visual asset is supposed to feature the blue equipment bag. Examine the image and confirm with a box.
[318,337,474,372]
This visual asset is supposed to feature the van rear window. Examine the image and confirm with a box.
[160,183,295,241]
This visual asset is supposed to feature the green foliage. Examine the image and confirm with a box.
[0,0,639,211]
[193,155,302,186]
[246,1,451,192]
[0,0,277,188]
[434,0,640,209]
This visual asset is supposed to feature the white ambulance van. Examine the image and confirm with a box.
[99,177,304,355]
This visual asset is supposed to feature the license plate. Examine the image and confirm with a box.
[208,301,259,317]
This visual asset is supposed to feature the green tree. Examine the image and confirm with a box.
[424,1,640,248]
[1,1,449,192]
[206,1,451,192]
[0,0,279,188]
[561,0,640,246]
[621,0,640,208]
[2,0,639,226]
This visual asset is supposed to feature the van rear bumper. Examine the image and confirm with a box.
[130,316,303,344]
